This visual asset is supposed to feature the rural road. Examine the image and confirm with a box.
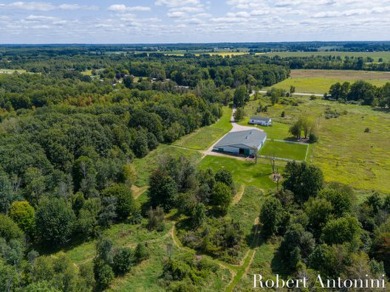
[255,90,323,97]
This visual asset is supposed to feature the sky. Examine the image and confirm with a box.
[0,0,389,44]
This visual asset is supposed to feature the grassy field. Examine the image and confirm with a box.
[0,68,27,74]
[173,106,232,150]
[199,155,283,190]
[260,140,308,161]
[241,96,390,193]
[257,51,390,62]
[266,69,390,93]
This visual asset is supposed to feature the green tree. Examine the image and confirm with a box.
[76,198,102,239]
[0,214,24,242]
[233,85,249,107]
[191,203,206,229]
[304,197,333,238]
[9,201,35,235]
[112,247,134,276]
[35,198,76,247]
[321,216,361,245]
[210,182,232,214]
[283,161,324,203]
[215,169,234,193]
[259,197,284,238]
[148,168,177,211]
[102,184,139,221]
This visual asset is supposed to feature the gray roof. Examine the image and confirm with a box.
[250,116,271,122]
[214,129,267,149]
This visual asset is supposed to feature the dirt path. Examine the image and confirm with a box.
[232,185,246,205]
[131,185,149,199]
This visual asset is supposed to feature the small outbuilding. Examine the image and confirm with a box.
[213,129,267,156]
[249,116,272,126]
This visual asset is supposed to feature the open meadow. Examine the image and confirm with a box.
[240,95,390,193]
[266,69,390,93]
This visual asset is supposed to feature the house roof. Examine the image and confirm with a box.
[214,129,267,149]
[250,116,271,122]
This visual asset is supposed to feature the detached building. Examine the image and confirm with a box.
[213,129,267,156]
[249,116,272,126]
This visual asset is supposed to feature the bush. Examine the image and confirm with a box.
[364,127,370,133]
[94,260,114,290]
[281,111,285,117]
[135,243,150,263]
[112,248,134,276]
[309,133,318,143]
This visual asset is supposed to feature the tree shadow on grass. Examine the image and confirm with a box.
[271,249,291,277]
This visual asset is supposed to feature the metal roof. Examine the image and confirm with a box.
[214,129,267,149]
[250,116,271,122]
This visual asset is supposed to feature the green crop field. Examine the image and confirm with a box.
[260,140,308,161]
[265,69,390,93]
[257,51,390,62]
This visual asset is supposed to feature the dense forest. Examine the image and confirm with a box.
[0,45,389,291]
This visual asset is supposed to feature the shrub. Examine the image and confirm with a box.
[135,243,150,263]
[112,248,134,276]
[309,133,318,143]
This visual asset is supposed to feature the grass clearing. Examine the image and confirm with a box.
[266,69,390,93]
[199,155,283,190]
[0,68,27,74]
[260,140,308,161]
[173,106,232,150]
[227,186,263,243]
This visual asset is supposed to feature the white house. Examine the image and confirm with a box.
[249,116,272,126]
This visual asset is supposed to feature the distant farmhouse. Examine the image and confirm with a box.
[249,116,272,126]
[213,129,267,156]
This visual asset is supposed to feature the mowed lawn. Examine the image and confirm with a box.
[173,106,232,150]
[199,155,284,190]
[260,140,308,161]
[266,69,390,93]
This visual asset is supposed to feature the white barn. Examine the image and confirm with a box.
[249,116,272,126]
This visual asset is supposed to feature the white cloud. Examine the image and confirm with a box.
[108,4,150,12]
[155,0,200,7]
[59,4,98,11]
[7,2,55,11]
[167,11,186,18]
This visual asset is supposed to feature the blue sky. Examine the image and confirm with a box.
[0,0,389,43]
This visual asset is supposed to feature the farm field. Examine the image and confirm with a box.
[260,140,308,161]
[266,69,390,93]
[257,51,390,62]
